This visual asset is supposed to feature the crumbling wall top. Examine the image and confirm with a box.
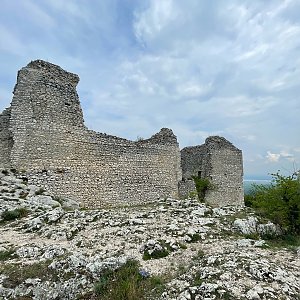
[205,136,240,152]
[25,60,79,86]
[145,128,178,145]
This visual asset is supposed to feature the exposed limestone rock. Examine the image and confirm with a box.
[0,170,299,300]
[233,216,258,235]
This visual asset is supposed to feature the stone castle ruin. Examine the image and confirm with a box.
[0,60,244,208]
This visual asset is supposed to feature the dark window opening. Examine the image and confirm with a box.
[198,171,202,178]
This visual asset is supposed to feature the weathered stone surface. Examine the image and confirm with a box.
[0,175,299,300]
[233,216,258,235]
[179,136,244,207]
[0,60,244,208]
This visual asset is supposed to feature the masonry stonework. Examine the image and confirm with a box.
[0,108,13,168]
[179,136,244,207]
[0,60,244,207]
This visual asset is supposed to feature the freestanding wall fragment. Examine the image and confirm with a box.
[180,136,244,207]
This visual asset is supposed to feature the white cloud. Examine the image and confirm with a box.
[134,0,177,43]
[266,151,281,163]
[265,150,297,163]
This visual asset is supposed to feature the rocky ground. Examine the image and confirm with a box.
[0,169,299,300]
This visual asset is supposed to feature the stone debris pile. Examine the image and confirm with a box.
[0,169,299,299]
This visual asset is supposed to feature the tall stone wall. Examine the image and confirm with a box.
[204,136,244,207]
[0,108,13,168]
[9,60,84,167]
[4,60,182,207]
[179,136,244,207]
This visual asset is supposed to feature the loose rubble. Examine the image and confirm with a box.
[0,169,299,299]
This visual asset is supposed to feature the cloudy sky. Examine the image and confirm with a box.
[0,0,299,179]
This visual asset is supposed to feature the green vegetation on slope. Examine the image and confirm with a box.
[245,172,300,236]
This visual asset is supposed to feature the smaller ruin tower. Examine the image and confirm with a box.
[179,136,244,207]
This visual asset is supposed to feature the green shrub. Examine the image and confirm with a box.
[0,249,15,261]
[192,176,213,202]
[187,233,201,243]
[1,207,29,222]
[264,234,300,248]
[93,260,165,300]
[246,172,300,235]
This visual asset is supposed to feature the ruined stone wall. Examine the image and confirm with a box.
[5,60,181,207]
[179,136,244,206]
[181,144,208,179]
[0,108,13,168]
[1,60,243,208]
[25,130,181,207]
[9,60,84,167]
[204,137,244,207]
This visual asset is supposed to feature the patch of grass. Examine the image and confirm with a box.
[0,260,56,288]
[243,233,260,240]
[178,242,187,249]
[219,291,235,300]
[176,263,189,276]
[192,274,203,286]
[264,234,300,249]
[143,248,169,260]
[188,233,202,243]
[188,191,198,199]
[142,240,173,260]
[1,207,29,222]
[192,249,205,261]
[93,260,165,300]
[0,249,15,261]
